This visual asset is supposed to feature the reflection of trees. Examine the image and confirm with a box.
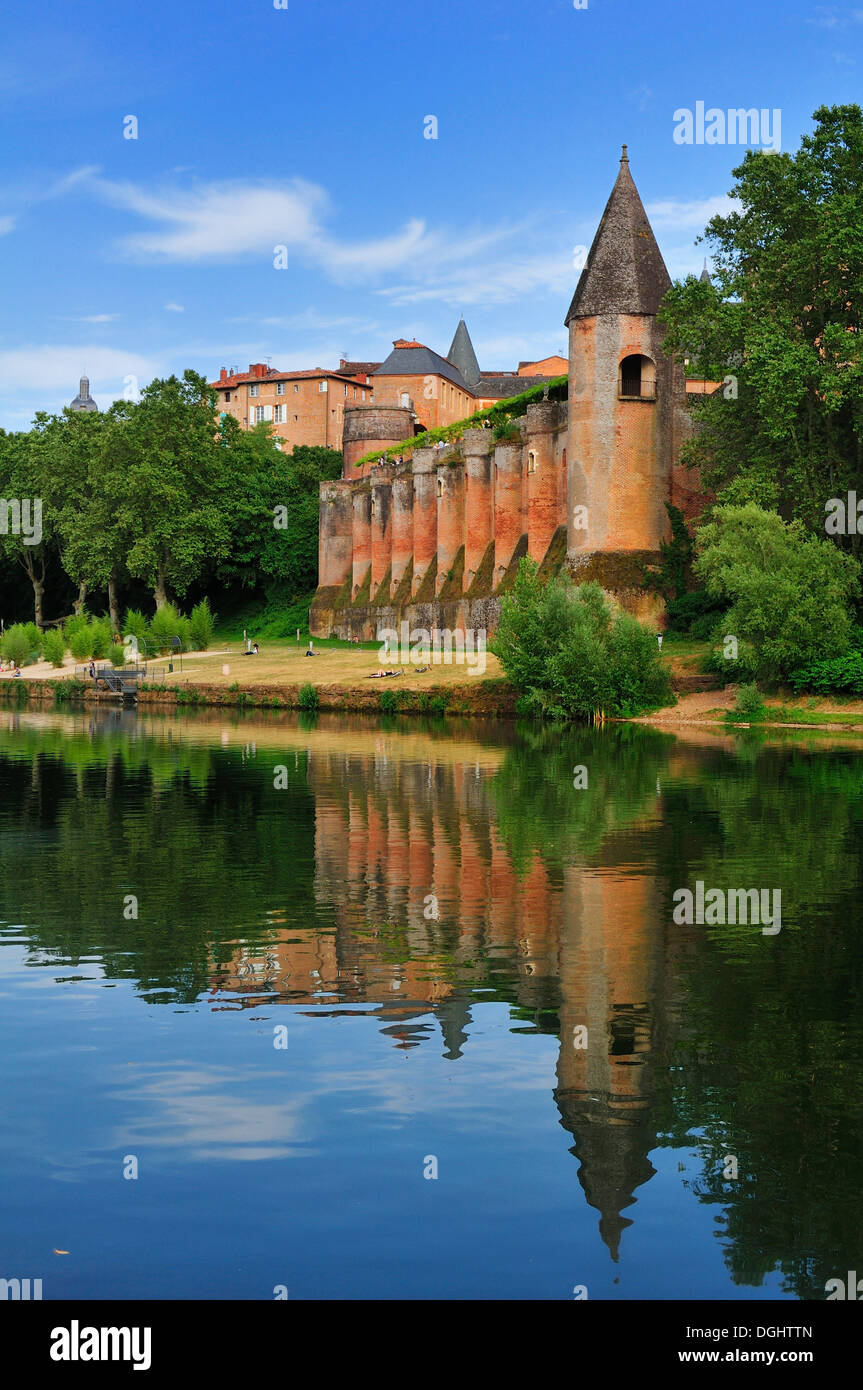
[3,716,863,1296]
[0,726,318,1002]
[651,741,863,1298]
[489,722,674,872]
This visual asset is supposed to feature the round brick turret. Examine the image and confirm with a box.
[342,404,414,479]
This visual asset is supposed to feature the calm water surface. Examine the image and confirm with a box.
[1,705,861,1300]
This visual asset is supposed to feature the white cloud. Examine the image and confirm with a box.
[379,249,573,308]
[645,194,741,231]
[0,214,15,235]
[0,345,162,424]
[78,313,119,324]
[164,302,184,312]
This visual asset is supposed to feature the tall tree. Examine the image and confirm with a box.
[660,104,863,546]
[92,371,231,609]
[0,427,55,625]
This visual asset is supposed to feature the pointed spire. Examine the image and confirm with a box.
[446,317,481,389]
[700,257,711,283]
[565,149,672,323]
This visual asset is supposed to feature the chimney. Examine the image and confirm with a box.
[219,368,228,383]
[249,362,267,378]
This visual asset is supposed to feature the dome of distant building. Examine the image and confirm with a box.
[69,375,98,412]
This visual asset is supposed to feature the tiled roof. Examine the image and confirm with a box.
[211,368,367,390]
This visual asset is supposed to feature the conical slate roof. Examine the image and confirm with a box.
[565,147,671,324]
[446,317,482,389]
[700,258,711,283]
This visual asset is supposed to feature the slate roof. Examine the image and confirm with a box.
[565,146,672,323]
[374,342,471,391]
[446,318,482,389]
[473,374,557,399]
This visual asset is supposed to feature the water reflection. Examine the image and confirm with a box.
[1,707,862,1297]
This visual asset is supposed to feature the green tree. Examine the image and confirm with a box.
[94,372,231,610]
[492,558,671,719]
[217,423,342,599]
[694,503,860,679]
[0,428,55,626]
[660,104,863,543]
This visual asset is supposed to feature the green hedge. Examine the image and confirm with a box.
[354,375,568,468]
[788,650,863,696]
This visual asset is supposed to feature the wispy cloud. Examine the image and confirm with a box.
[645,194,741,231]
[0,214,15,235]
[77,313,119,324]
[164,302,184,313]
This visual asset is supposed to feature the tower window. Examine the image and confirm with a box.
[619,354,656,400]
[437,477,443,497]
[527,451,537,474]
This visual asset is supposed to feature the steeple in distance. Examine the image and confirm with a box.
[69,374,98,413]
[446,316,482,390]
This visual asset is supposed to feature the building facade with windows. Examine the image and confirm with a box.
[210,363,372,451]
[311,148,706,640]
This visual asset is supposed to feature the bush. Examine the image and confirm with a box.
[189,599,215,651]
[734,683,766,717]
[298,682,318,711]
[493,560,672,720]
[42,629,67,668]
[788,650,863,696]
[63,611,91,643]
[704,638,759,683]
[122,608,152,658]
[379,688,400,714]
[1,624,36,667]
[22,622,42,654]
[109,644,126,668]
[89,618,112,660]
[68,626,96,660]
[695,504,860,680]
[150,603,185,653]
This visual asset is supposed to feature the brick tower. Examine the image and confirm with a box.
[566,147,688,612]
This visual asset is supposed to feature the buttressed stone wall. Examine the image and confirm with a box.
[310,148,705,641]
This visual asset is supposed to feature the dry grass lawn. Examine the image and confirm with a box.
[2,643,503,690]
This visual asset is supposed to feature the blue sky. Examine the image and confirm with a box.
[1,0,860,428]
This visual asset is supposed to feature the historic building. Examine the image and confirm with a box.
[210,362,372,451]
[69,374,98,412]
[310,147,705,639]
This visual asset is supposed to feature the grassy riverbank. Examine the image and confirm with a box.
[4,634,863,730]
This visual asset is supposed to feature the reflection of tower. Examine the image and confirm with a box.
[437,992,472,1060]
[554,866,662,1261]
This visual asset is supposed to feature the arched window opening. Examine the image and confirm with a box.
[619,354,656,400]
[527,450,537,474]
[436,477,444,498]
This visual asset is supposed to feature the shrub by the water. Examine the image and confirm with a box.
[298,682,319,711]
[734,683,766,717]
[42,629,67,668]
[109,644,126,668]
[1,624,36,667]
[189,599,215,651]
[379,688,400,714]
[493,559,672,720]
[695,504,860,680]
[150,604,185,653]
[122,608,152,657]
[788,649,863,696]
